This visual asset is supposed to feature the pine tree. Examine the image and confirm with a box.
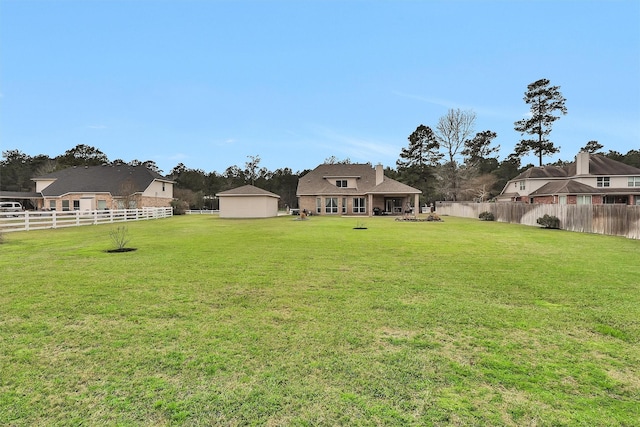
[514,79,567,166]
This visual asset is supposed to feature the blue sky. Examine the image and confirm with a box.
[2,0,639,175]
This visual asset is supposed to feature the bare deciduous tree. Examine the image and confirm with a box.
[435,109,476,200]
[436,108,477,164]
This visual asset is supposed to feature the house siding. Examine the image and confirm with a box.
[43,193,172,211]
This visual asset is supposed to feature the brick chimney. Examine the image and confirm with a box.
[576,151,590,176]
[375,164,384,186]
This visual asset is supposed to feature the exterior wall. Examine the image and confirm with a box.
[298,196,318,215]
[219,196,279,218]
[35,179,56,193]
[299,195,370,215]
[43,192,172,211]
[43,194,115,211]
[323,177,358,189]
[533,196,555,204]
[509,179,550,197]
[139,195,172,207]
[142,180,173,199]
[298,194,417,216]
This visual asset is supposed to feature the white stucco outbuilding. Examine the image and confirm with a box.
[216,185,280,218]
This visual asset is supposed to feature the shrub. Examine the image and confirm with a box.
[537,214,560,229]
[171,199,189,215]
[109,226,131,251]
[479,211,495,221]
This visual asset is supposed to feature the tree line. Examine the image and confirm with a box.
[2,79,639,209]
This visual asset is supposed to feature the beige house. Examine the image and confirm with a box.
[216,185,280,218]
[296,163,421,216]
[32,165,174,210]
[496,152,640,205]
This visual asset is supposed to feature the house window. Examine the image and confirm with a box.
[519,181,525,191]
[97,200,107,210]
[353,197,366,213]
[49,200,56,210]
[577,195,592,205]
[325,197,338,214]
[316,198,322,214]
[162,182,166,192]
[342,198,347,214]
[559,195,567,205]
[73,200,80,210]
[336,180,347,188]
[628,177,640,187]
[62,200,70,211]
[597,177,610,188]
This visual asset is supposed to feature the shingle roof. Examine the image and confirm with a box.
[33,165,171,197]
[217,185,280,198]
[512,154,640,181]
[529,180,640,197]
[566,154,640,176]
[297,163,421,196]
[0,191,41,199]
[528,180,598,196]
[512,165,569,180]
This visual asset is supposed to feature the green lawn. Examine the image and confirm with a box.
[1,215,639,426]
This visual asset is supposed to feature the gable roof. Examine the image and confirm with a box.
[297,163,421,196]
[512,154,640,181]
[33,165,172,197]
[217,184,280,198]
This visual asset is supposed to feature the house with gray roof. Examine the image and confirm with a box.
[32,164,174,211]
[216,184,280,218]
[296,163,421,216]
[496,152,640,205]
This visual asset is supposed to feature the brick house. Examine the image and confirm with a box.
[32,164,174,211]
[296,163,421,216]
[496,152,640,205]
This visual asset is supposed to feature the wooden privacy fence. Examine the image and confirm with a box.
[0,207,173,233]
[435,202,640,240]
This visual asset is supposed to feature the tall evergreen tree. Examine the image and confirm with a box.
[396,125,442,202]
[514,78,567,166]
[397,125,442,169]
[462,130,500,174]
[580,140,603,154]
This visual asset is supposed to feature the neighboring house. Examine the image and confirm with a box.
[297,163,421,216]
[216,184,280,218]
[496,152,640,205]
[32,164,174,211]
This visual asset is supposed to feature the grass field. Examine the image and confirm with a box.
[1,215,639,426]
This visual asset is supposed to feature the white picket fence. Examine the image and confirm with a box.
[0,207,173,233]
